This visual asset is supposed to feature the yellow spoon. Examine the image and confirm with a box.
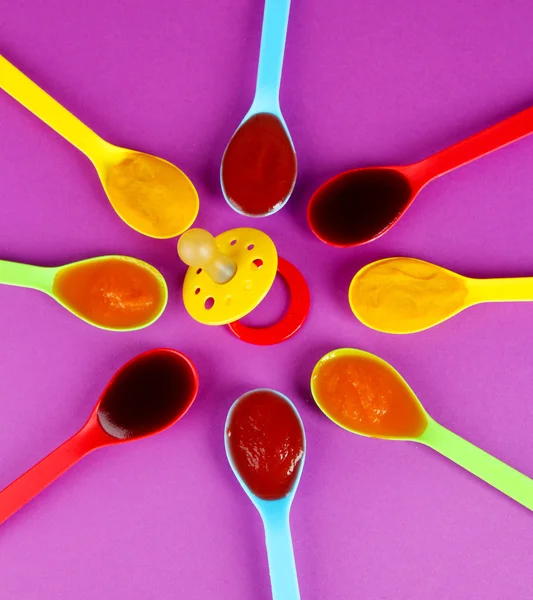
[349,257,533,334]
[0,55,199,239]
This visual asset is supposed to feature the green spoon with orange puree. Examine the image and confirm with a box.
[0,255,167,331]
[311,348,533,511]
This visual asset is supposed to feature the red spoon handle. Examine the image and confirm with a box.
[0,429,96,525]
[418,106,533,182]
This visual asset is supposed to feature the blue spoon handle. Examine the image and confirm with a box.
[255,0,292,106]
[262,506,300,600]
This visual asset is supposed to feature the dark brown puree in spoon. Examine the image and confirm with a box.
[98,352,197,440]
[308,169,412,247]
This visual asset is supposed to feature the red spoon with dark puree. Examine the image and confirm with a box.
[0,349,198,525]
[308,105,533,247]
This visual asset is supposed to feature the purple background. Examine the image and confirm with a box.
[1,0,533,598]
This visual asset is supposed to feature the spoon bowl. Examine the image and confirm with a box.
[0,55,199,238]
[96,348,198,440]
[308,105,533,246]
[308,167,414,247]
[225,389,305,599]
[311,348,428,440]
[349,257,533,334]
[97,146,199,239]
[0,254,168,331]
[311,348,533,511]
[0,348,198,525]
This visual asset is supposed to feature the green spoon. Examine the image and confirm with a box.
[0,255,168,331]
[311,348,533,511]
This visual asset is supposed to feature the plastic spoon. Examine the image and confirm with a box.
[225,389,305,599]
[0,255,168,331]
[349,256,533,334]
[220,0,297,217]
[0,348,198,525]
[308,105,533,247]
[0,55,199,238]
[311,348,533,511]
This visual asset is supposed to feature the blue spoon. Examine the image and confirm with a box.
[221,0,297,217]
[225,389,305,600]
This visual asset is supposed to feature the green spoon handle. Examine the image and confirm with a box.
[0,260,56,293]
[0,54,105,159]
[469,277,533,303]
[420,419,533,511]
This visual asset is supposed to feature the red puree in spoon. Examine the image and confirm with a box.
[221,113,297,216]
[226,390,304,500]
[98,351,198,440]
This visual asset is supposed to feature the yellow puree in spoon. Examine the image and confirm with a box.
[105,154,197,238]
[350,257,468,333]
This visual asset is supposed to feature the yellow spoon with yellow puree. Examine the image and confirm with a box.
[0,55,198,239]
[349,257,533,334]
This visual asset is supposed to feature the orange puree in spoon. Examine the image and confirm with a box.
[53,256,166,330]
[311,350,428,439]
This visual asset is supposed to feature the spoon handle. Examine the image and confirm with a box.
[0,55,105,159]
[0,259,56,294]
[468,277,533,303]
[254,0,291,109]
[261,502,301,600]
[417,106,533,183]
[0,428,98,525]
[419,419,533,511]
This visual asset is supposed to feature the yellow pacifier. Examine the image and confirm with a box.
[178,228,278,325]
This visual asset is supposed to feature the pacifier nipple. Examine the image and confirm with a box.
[178,229,237,284]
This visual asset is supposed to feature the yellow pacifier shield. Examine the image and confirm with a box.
[183,228,277,325]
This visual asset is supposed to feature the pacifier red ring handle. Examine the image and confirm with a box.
[227,257,310,345]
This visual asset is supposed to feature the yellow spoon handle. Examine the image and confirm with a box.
[468,277,533,303]
[0,55,105,159]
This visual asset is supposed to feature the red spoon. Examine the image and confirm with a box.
[0,348,198,525]
[308,105,533,247]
